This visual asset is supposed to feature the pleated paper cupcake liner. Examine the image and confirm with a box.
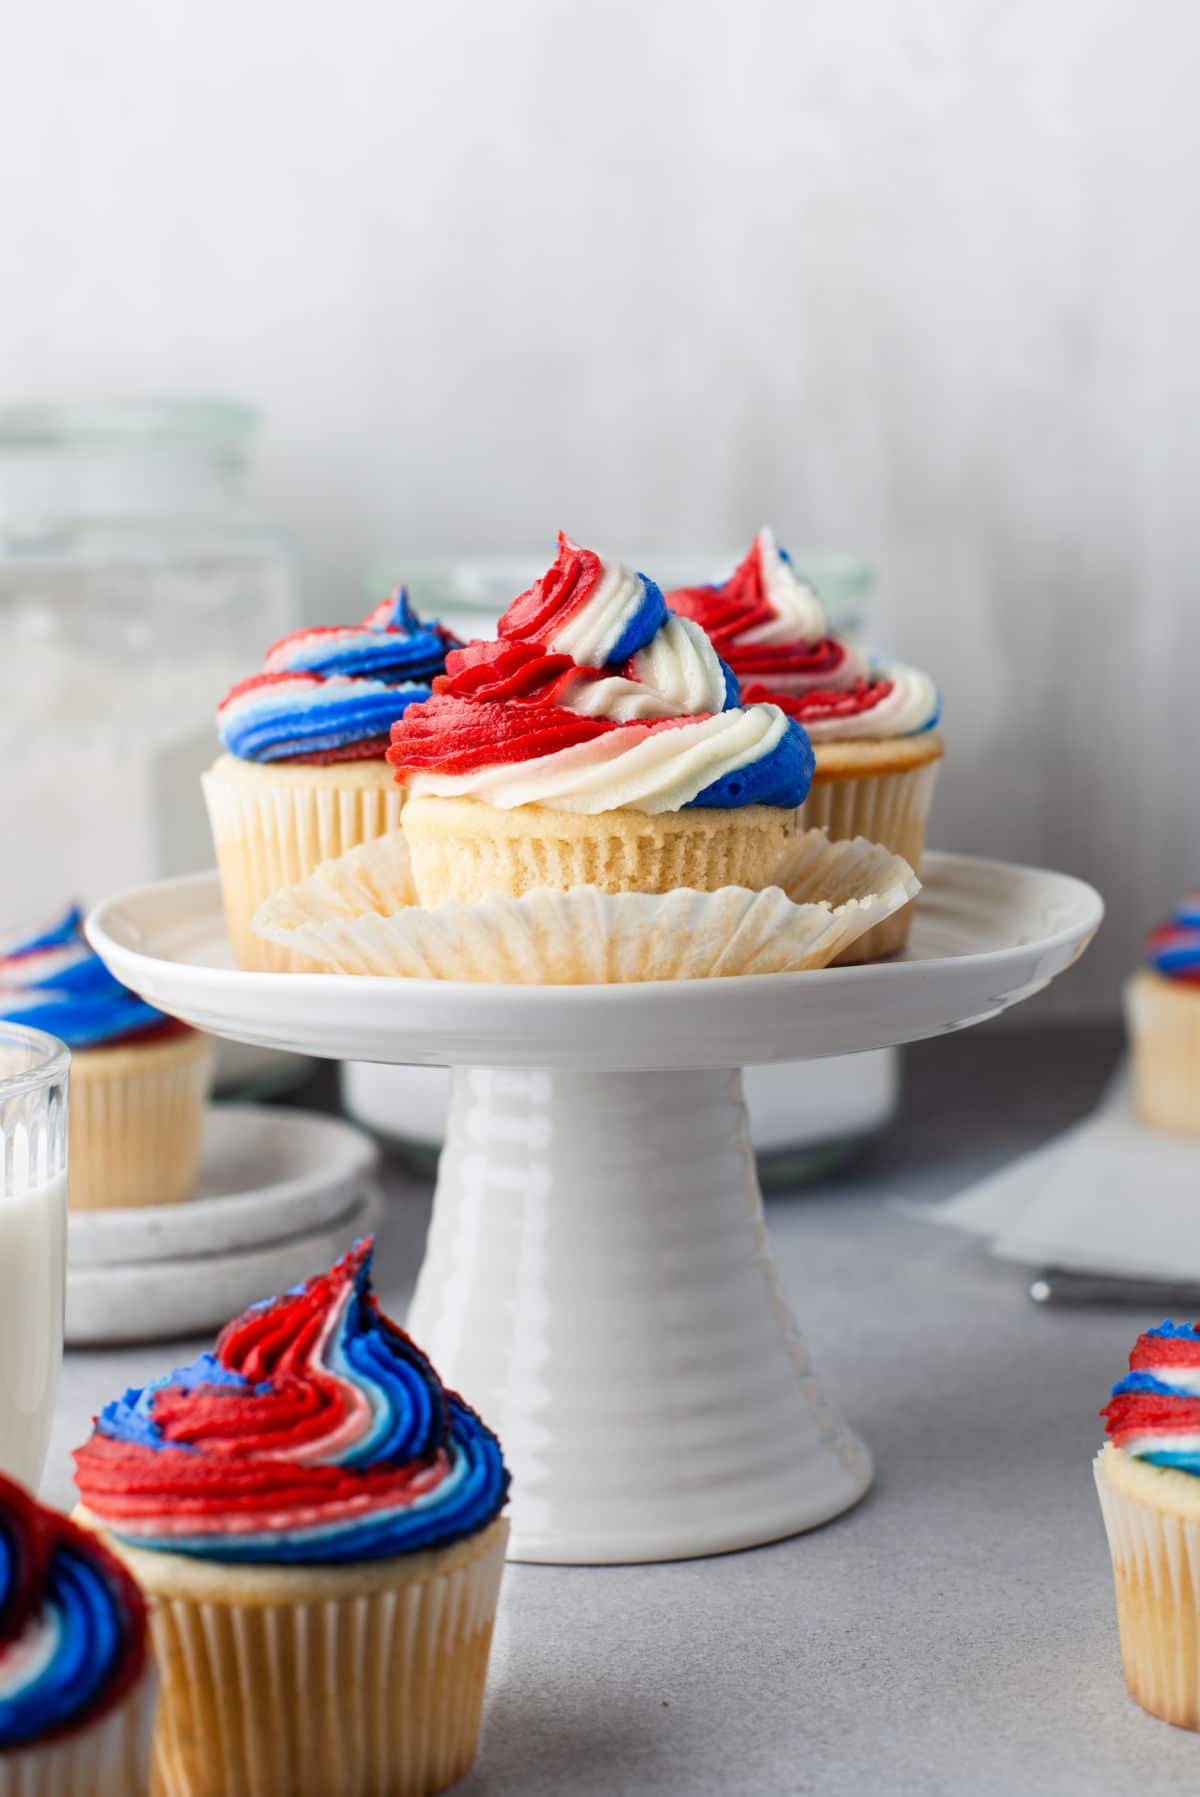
[800,758,940,962]
[253,827,920,984]
[0,1668,157,1797]
[108,1519,508,1797]
[1125,972,1200,1138]
[69,1032,214,1211]
[202,757,406,973]
[401,794,795,907]
[1095,1446,1200,1729]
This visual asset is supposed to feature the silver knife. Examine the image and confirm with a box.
[1029,1267,1200,1309]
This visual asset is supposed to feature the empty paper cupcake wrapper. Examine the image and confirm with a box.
[202,765,407,973]
[69,1032,214,1211]
[253,828,920,983]
[800,759,939,961]
[134,1518,508,1797]
[1095,1449,1200,1730]
[0,1672,157,1797]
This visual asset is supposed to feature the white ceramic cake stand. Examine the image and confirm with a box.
[87,852,1101,1565]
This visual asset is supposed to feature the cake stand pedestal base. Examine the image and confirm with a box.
[407,1066,872,1565]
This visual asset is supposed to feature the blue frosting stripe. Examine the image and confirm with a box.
[0,1551,122,1746]
[687,714,815,809]
[0,904,171,1050]
[220,683,432,762]
[0,1492,144,1751]
[604,574,670,665]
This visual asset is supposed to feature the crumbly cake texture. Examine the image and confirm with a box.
[400,795,796,908]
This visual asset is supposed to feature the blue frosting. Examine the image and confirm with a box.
[687,713,815,809]
[605,574,670,664]
[273,589,451,684]
[0,905,169,1049]
[218,681,434,762]
[0,1494,142,1752]
[0,1550,124,1746]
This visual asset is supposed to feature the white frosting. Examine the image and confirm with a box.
[799,661,940,742]
[0,1608,60,1698]
[1122,1433,1200,1459]
[1141,1366,1200,1397]
[736,528,827,647]
[407,706,792,814]
[548,556,650,668]
[561,618,728,723]
[757,641,869,698]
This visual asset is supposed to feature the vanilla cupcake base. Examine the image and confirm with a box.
[400,794,795,908]
[0,1670,157,1797]
[1094,1442,1200,1729]
[69,1030,213,1212]
[202,755,406,972]
[1125,970,1200,1137]
[87,1518,508,1797]
[253,827,919,983]
[800,733,943,962]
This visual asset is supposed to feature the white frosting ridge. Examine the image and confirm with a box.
[737,528,828,646]
[1122,1432,1200,1458]
[0,1609,61,1698]
[407,706,792,814]
[561,618,728,723]
[800,662,940,742]
[548,556,649,668]
[1140,1366,1200,1397]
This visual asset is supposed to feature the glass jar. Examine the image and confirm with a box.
[0,398,298,922]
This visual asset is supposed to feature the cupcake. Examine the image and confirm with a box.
[203,587,457,970]
[1126,896,1200,1136]
[666,528,942,959]
[0,1472,154,1795]
[74,1239,510,1797]
[0,906,212,1211]
[387,532,814,907]
[1095,1321,1200,1728]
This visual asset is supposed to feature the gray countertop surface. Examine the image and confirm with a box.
[49,1022,1200,1796]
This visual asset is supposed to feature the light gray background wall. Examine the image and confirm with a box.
[5,0,1197,1014]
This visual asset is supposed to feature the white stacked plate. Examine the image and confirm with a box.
[67,1104,380,1345]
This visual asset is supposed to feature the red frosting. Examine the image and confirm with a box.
[668,538,886,716]
[497,533,604,646]
[388,620,704,779]
[742,676,896,723]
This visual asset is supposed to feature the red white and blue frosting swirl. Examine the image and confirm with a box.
[0,906,178,1051]
[387,533,814,812]
[666,529,940,742]
[73,1240,508,1566]
[1145,896,1200,984]
[218,588,458,765]
[1103,1323,1200,1474]
[0,1474,147,1748]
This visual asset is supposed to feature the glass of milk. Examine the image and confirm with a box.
[0,1024,68,1490]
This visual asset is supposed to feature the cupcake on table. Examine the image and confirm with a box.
[1126,894,1200,1136]
[0,906,212,1211]
[74,1238,510,1797]
[1097,1321,1200,1728]
[388,532,815,907]
[0,1473,154,1796]
[666,528,941,959]
[204,586,457,970]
